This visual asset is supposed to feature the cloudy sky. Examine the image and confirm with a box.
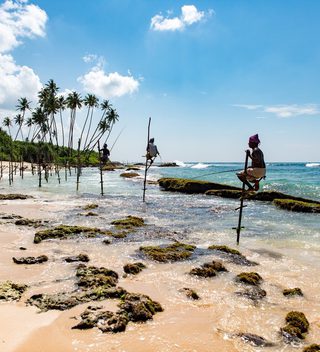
[0,0,319,162]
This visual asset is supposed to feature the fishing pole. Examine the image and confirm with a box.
[109,127,125,152]
[188,168,243,180]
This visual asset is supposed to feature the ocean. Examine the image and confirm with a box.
[1,161,319,351]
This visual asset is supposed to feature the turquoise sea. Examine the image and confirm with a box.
[1,161,320,351]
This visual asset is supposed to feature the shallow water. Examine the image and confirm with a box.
[0,162,319,351]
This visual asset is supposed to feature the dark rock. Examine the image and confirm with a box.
[84,212,98,217]
[65,254,90,263]
[208,245,258,266]
[205,189,243,198]
[126,167,141,171]
[273,199,320,213]
[158,163,179,167]
[189,261,227,277]
[235,272,263,286]
[26,293,81,312]
[0,281,28,301]
[12,255,48,264]
[19,247,27,250]
[158,178,240,194]
[103,239,111,245]
[236,333,275,347]
[235,287,267,301]
[15,218,42,227]
[140,242,196,262]
[180,288,200,300]
[76,264,118,290]
[82,203,98,210]
[303,344,320,352]
[0,194,32,200]
[34,225,108,243]
[120,172,140,178]
[281,311,310,342]
[283,287,303,297]
[123,262,146,275]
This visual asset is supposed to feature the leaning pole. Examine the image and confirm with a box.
[142,117,151,202]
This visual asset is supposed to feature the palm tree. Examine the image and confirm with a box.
[15,97,31,140]
[65,91,82,154]
[3,117,12,138]
[25,117,33,141]
[57,95,66,147]
[104,107,119,144]
[81,94,99,149]
[14,114,24,140]
[31,107,47,142]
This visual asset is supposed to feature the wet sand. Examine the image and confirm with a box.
[0,195,319,352]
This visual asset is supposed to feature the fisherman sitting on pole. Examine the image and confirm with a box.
[237,134,266,191]
[146,138,159,168]
[100,143,110,164]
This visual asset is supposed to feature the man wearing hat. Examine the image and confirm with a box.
[237,134,266,191]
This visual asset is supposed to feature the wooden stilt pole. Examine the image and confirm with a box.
[143,117,151,203]
[76,139,81,191]
[235,152,249,244]
[98,140,104,196]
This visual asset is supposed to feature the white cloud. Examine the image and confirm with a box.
[0,53,42,107]
[150,5,212,32]
[0,0,47,53]
[0,1,47,108]
[234,104,319,118]
[78,66,139,98]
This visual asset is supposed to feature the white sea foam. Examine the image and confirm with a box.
[173,160,188,167]
[191,163,210,169]
[306,163,320,168]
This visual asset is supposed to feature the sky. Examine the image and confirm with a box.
[0,0,319,162]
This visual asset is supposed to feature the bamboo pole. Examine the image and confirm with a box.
[142,117,151,202]
[76,139,81,191]
[98,140,104,196]
[235,152,249,244]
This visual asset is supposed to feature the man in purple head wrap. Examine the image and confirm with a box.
[236,134,266,191]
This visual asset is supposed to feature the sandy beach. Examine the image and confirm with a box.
[0,165,319,352]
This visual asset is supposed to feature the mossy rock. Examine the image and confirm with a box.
[65,254,90,263]
[120,172,140,178]
[13,255,48,264]
[34,225,107,243]
[189,261,227,278]
[180,288,200,300]
[283,287,303,297]
[235,272,263,286]
[15,218,42,227]
[303,344,320,352]
[208,245,242,256]
[281,311,309,342]
[111,216,145,229]
[76,264,119,290]
[26,292,81,312]
[158,163,179,167]
[83,212,98,217]
[0,194,32,200]
[123,262,146,275]
[205,189,243,198]
[126,167,141,171]
[273,199,320,213]
[82,203,98,210]
[140,242,196,262]
[0,281,28,301]
[119,292,163,322]
[208,245,258,266]
[158,177,240,194]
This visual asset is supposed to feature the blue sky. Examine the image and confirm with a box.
[0,0,319,162]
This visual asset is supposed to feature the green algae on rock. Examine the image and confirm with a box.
[13,255,48,264]
[303,344,320,352]
[76,264,118,290]
[111,216,145,229]
[180,288,200,300]
[82,203,98,210]
[0,194,33,200]
[189,261,227,278]
[34,225,107,243]
[273,199,320,213]
[158,177,240,194]
[140,242,196,262]
[65,254,90,263]
[15,218,43,227]
[281,311,310,342]
[205,189,243,198]
[235,272,263,286]
[123,262,146,275]
[120,172,140,178]
[0,281,28,301]
[283,287,303,297]
[208,245,258,266]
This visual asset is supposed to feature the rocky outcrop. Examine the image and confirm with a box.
[281,311,309,342]
[140,242,196,262]
[13,255,48,264]
[273,199,320,213]
[0,281,28,301]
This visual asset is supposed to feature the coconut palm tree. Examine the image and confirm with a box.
[65,91,82,154]
[25,117,33,141]
[31,107,47,142]
[57,95,66,147]
[15,97,31,140]
[103,107,119,144]
[14,114,24,140]
[3,117,12,138]
[81,94,99,149]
